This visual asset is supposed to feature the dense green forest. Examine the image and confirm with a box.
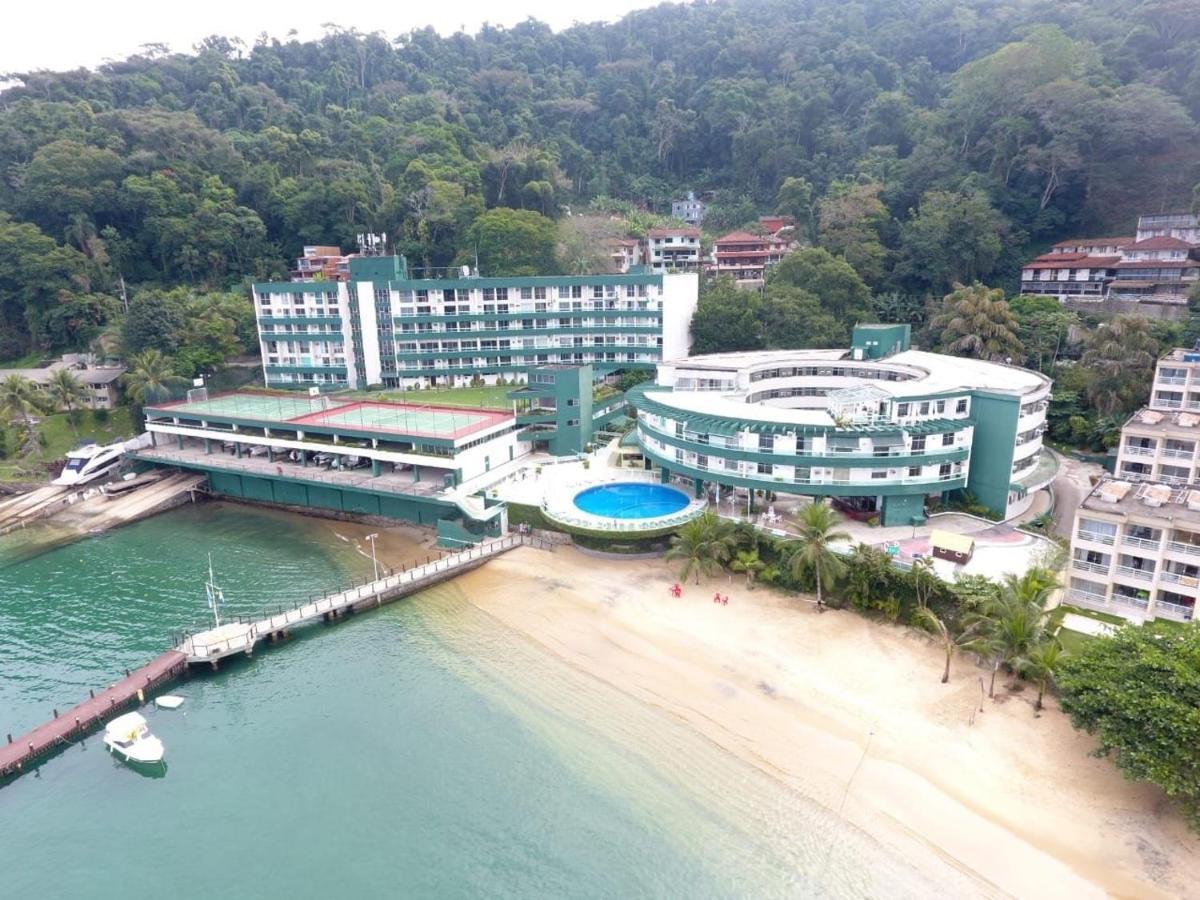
[0,0,1197,366]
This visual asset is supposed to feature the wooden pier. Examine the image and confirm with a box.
[1,532,547,785]
[0,649,187,781]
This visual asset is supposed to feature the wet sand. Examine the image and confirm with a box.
[454,546,1200,899]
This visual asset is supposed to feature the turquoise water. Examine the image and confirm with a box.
[0,503,982,898]
[574,483,690,519]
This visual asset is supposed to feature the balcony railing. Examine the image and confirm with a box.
[1154,398,1184,409]
[1153,600,1195,622]
[1112,594,1151,611]
[1157,376,1188,385]
[1115,565,1154,581]
[1167,541,1200,557]
[1162,448,1196,459]
[1076,530,1116,546]
[1071,559,1111,575]
[1123,446,1157,457]
[1160,571,1200,588]
[1121,535,1162,551]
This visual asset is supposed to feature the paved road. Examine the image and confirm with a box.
[1051,451,1106,538]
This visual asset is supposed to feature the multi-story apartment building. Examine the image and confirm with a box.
[1067,479,1198,624]
[711,231,791,288]
[292,245,352,282]
[608,238,642,274]
[1068,347,1200,624]
[253,256,699,391]
[671,191,706,226]
[646,227,701,272]
[628,324,1054,524]
[1019,213,1200,305]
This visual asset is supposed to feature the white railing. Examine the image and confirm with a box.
[1071,559,1111,575]
[1112,594,1151,611]
[1153,600,1195,622]
[1167,540,1200,557]
[1159,571,1199,588]
[1155,398,1184,409]
[1115,565,1154,582]
[1162,448,1196,460]
[1157,376,1187,385]
[1123,445,1157,458]
[1121,535,1162,551]
[1076,530,1116,546]
[1066,591,1114,614]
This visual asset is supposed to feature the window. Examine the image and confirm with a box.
[919,402,931,415]
[908,466,921,478]
[759,434,774,452]
[942,433,954,446]
[757,462,773,475]
[520,288,533,300]
[896,402,910,416]
[955,398,968,414]
[939,463,952,477]
[935,400,945,414]
[871,470,888,480]
[911,435,926,452]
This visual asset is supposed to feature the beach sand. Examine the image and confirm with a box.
[454,546,1200,899]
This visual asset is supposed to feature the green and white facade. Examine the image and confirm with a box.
[254,256,699,390]
[629,325,1053,525]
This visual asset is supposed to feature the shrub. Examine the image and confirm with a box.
[93,408,110,424]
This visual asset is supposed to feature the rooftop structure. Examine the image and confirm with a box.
[253,256,699,391]
[292,245,352,282]
[607,238,642,274]
[627,324,1053,525]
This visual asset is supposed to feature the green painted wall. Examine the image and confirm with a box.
[881,493,926,526]
[851,324,911,359]
[964,393,1020,516]
[520,365,594,456]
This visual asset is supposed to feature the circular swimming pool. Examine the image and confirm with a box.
[573,482,691,519]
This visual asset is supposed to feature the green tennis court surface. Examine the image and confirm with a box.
[167,394,325,421]
[305,404,488,436]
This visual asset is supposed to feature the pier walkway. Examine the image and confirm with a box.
[0,650,187,780]
[1,531,547,785]
[178,532,543,664]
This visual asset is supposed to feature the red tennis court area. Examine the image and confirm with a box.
[288,400,512,440]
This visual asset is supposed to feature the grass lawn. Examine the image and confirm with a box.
[1,408,135,481]
[1056,603,1128,627]
[376,384,514,409]
[1054,626,1094,655]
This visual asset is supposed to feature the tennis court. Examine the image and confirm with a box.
[161,393,327,421]
[291,401,509,439]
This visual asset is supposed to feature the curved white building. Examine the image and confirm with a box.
[627,325,1053,525]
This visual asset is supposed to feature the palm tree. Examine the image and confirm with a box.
[666,511,735,584]
[909,555,938,608]
[46,368,89,431]
[787,502,850,610]
[930,283,1023,362]
[730,548,765,587]
[1016,639,1065,711]
[965,587,1050,699]
[122,349,186,405]
[0,375,43,432]
[913,607,963,684]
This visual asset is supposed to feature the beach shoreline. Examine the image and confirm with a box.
[454,546,1200,899]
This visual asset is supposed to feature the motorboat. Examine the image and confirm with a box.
[53,441,125,487]
[103,712,165,765]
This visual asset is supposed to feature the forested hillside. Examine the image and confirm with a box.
[0,0,1197,360]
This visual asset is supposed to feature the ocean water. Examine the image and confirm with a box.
[0,503,983,898]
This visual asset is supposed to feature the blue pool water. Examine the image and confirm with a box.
[573,483,690,519]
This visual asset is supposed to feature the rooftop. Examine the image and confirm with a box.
[647,227,700,238]
[1123,407,1200,437]
[1120,236,1196,250]
[147,391,512,441]
[1052,236,1133,248]
[1081,478,1200,531]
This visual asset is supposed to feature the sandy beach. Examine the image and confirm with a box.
[453,546,1200,899]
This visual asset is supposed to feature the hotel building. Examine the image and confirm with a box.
[627,325,1054,525]
[253,256,698,391]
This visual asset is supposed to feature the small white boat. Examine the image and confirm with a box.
[154,695,184,710]
[103,712,165,765]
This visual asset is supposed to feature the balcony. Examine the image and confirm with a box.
[1153,600,1195,622]
[1162,448,1196,460]
[1154,398,1184,409]
[1160,571,1200,590]
[1123,445,1157,458]
[514,407,556,426]
[1157,376,1188,385]
[1076,530,1116,546]
[1066,590,1111,612]
[518,423,558,441]
[1121,535,1161,551]
[1167,540,1200,557]
[1071,559,1111,575]
[1115,565,1154,582]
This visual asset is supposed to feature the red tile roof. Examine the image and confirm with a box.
[1025,255,1120,270]
[1051,236,1133,248]
[1119,236,1196,250]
